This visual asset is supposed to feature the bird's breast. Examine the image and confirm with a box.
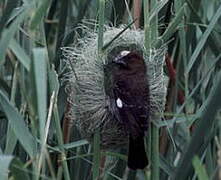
[115,73,148,93]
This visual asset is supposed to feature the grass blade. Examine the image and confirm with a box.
[149,0,169,21]
[9,39,31,71]
[98,0,105,54]
[53,99,71,180]
[30,0,52,30]
[0,91,37,157]
[143,0,150,51]
[150,0,159,179]
[155,3,186,48]
[10,158,30,180]
[0,0,18,36]
[0,9,28,63]
[92,0,104,178]
[186,3,221,74]
[102,19,137,52]
[192,156,209,180]
[151,124,160,180]
[0,155,30,180]
[93,129,101,180]
[0,155,14,180]
[32,48,47,140]
[172,71,221,180]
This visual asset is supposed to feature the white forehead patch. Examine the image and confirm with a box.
[120,50,130,57]
[116,98,123,108]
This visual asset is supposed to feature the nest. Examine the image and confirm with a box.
[62,24,167,149]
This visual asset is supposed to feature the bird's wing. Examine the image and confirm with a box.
[110,79,149,137]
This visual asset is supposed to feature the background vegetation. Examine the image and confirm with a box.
[0,0,221,179]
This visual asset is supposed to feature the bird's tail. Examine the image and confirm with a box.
[128,135,148,170]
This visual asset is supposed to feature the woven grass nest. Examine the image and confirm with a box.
[62,24,167,149]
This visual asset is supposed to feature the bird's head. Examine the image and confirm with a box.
[112,50,146,72]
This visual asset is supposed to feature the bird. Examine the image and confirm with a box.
[108,50,150,170]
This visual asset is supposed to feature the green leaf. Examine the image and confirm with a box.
[143,0,150,51]
[0,155,30,180]
[187,1,221,57]
[10,158,30,180]
[30,0,52,30]
[0,155,14,180]
[155,3,187,48]
[104,151,127,161]
[52,97,71,180]
[0,91,37,157]
[53,139,89,152]
[102,19,137,52]
[192,156,209,180]
[172,70,221,180]
[186,3,221,74]
[0,9,29,63]
[0,78,11,96]
[32,48,47,140]
[151,125,160,180]
[98,0,105,54]
[92,129,101,180]
[149,0,169,21]
[4,126,17,154]
[159,155,174,176]
[0,0,18,37]
[54,0,69,69]
[9,39,31,71]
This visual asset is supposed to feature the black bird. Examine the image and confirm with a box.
[108,50,149,170]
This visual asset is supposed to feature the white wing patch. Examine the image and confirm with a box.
[116,98,123,108]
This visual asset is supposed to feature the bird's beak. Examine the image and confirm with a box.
[112,55,127,66]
